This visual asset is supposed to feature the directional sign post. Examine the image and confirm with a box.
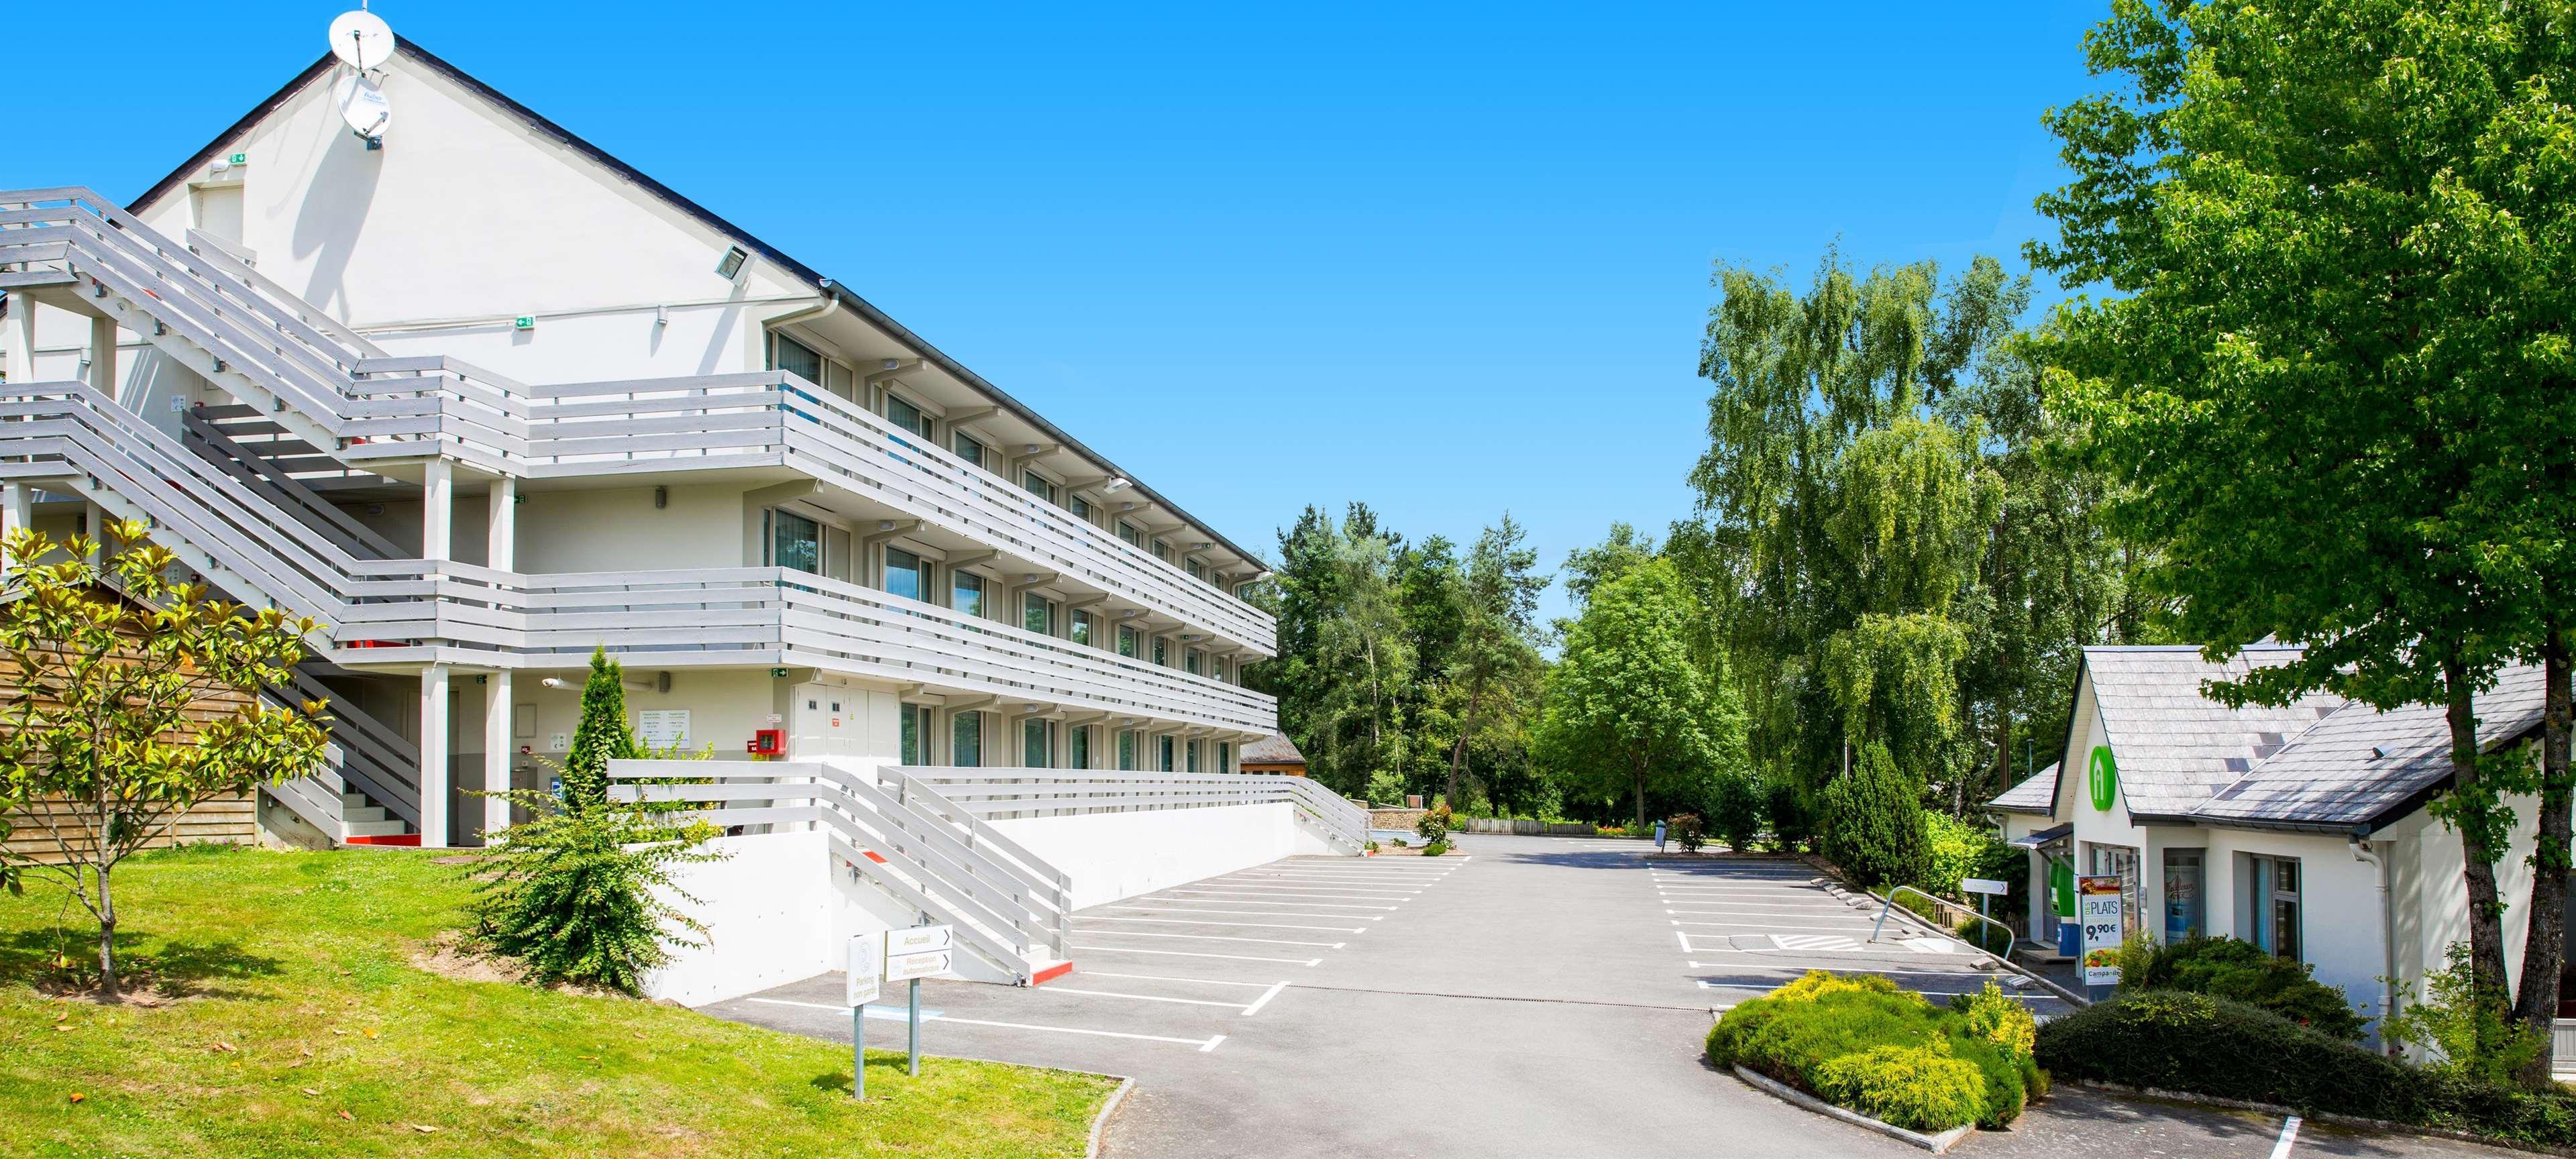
[1960,877,2009,949]
[846,934,881,1100]
[885,924,953,1078]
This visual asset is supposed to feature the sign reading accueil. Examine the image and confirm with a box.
[885,924,953,983]
[1960,877,2010,897]
[2078,875,2125,986]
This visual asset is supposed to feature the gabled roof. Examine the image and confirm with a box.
[130,38,1269,573]
[2077,645,2344,820]
[1240,732,1307,765]
[2192,663,2548,832]
[1988,763,2058,814]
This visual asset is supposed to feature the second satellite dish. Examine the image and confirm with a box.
[334,72,392,145]
[327,9,396,70]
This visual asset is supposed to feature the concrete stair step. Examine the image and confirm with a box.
[343,816,408,838]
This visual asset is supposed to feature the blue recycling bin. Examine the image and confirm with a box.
[2057,921,2080,957]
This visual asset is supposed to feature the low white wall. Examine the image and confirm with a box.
[641,831,837,1007]
[992,801,1340,910]
[640,800,1349,1003]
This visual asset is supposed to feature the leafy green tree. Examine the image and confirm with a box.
[558,647,639,811]
[1442,515,1549,807]
[1534,558,1743,828]
[1687,252,2006,810]
[2031,0,2576,1073]
[1821,741,1930,889]
[0,524,329,993]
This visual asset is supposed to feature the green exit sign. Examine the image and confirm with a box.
[513,315,536,331]
[227,152,248,166]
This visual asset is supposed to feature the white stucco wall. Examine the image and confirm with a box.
[127,54,815,388]
[641,830,835,1007]
[994,801,1341,911]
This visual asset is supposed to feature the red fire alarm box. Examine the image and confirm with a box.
[747,728,785,757]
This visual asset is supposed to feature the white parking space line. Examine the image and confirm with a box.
[1240,981,1290,1017]
[2271,1115,2301,1159]
[1069,944,1323,966]
[1120,899,1399,912]
[1155,895,1405,909]
[1042,986,1253,1009]
[1082,916,1369,933]
[1077,971,1283,988]
[1163,889,1416,901]
[1081,930,1348,948]
[933,1013,1229,1051]
[1106,905,1386,922]
[1187,884,1423,895]
[1670,920,1879,932]
[745,995,1226,1050]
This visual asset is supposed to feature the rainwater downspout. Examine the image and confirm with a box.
[2351,836,2398,1053]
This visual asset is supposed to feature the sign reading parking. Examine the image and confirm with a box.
[846,933,882,1006]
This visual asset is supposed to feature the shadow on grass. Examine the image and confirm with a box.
[0,926,284,1000]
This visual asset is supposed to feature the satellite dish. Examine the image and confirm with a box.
[333,72,392,144]
[327,9,396,70]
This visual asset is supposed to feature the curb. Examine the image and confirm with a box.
[2065,1080,2576,1158]
[1730,1064,1976,1153]
[1085,1076,1137,1159]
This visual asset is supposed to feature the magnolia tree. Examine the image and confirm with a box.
[0,523,327,993]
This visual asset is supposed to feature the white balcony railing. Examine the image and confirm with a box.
[0,383,1276,736]
[0,187,1273,653]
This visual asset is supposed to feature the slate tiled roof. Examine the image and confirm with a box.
[2082,645,2347,819]
[1988,765,2059,814]
[2192,663,2548,831]
[1240,732,1307,766]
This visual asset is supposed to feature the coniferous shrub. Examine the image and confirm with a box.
[1708,772,1766,851]
[466,792,727,994]
[1764,775,1815,852]
[1819,742,1930,888]
[557,647,640,810]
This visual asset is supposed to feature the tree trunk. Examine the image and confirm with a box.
[1446,730,1469,811]
[2512,624,2573,1088]
[1633,764,1649,831]
[96,863,118,996]
[2443,647,2514,1034]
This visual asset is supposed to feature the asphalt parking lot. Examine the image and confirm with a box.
[708,834,2518,1158]
[1652,858,2078,1016]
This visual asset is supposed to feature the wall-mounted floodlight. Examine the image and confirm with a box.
[715,245,749,280]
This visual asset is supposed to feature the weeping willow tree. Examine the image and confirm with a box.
[1682,253,2005,810]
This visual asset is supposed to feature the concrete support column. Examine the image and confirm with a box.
[420,664,450,848]
[482,670,513,844]
[1,484,28,580]
[4,296,35,384]
[87,315,117,399]
[421,458,453,562]
[486,476,516,570]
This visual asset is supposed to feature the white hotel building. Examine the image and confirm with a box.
[0,37,1283,852]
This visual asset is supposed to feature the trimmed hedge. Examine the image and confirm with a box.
[1707,972,2038,1132]
[2125,935,2365,1040]
[2036,990,2576,1146]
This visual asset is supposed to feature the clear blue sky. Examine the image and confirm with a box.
[6,3,2107,626]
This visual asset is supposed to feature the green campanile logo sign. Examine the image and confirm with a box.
[2088,745,2118,811]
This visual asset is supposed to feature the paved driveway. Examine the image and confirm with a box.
[706,834,2513,1158]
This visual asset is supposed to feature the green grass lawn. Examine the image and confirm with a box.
[0,843,1114,1158]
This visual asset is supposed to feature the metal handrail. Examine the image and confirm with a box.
[1869,885,2019,953]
